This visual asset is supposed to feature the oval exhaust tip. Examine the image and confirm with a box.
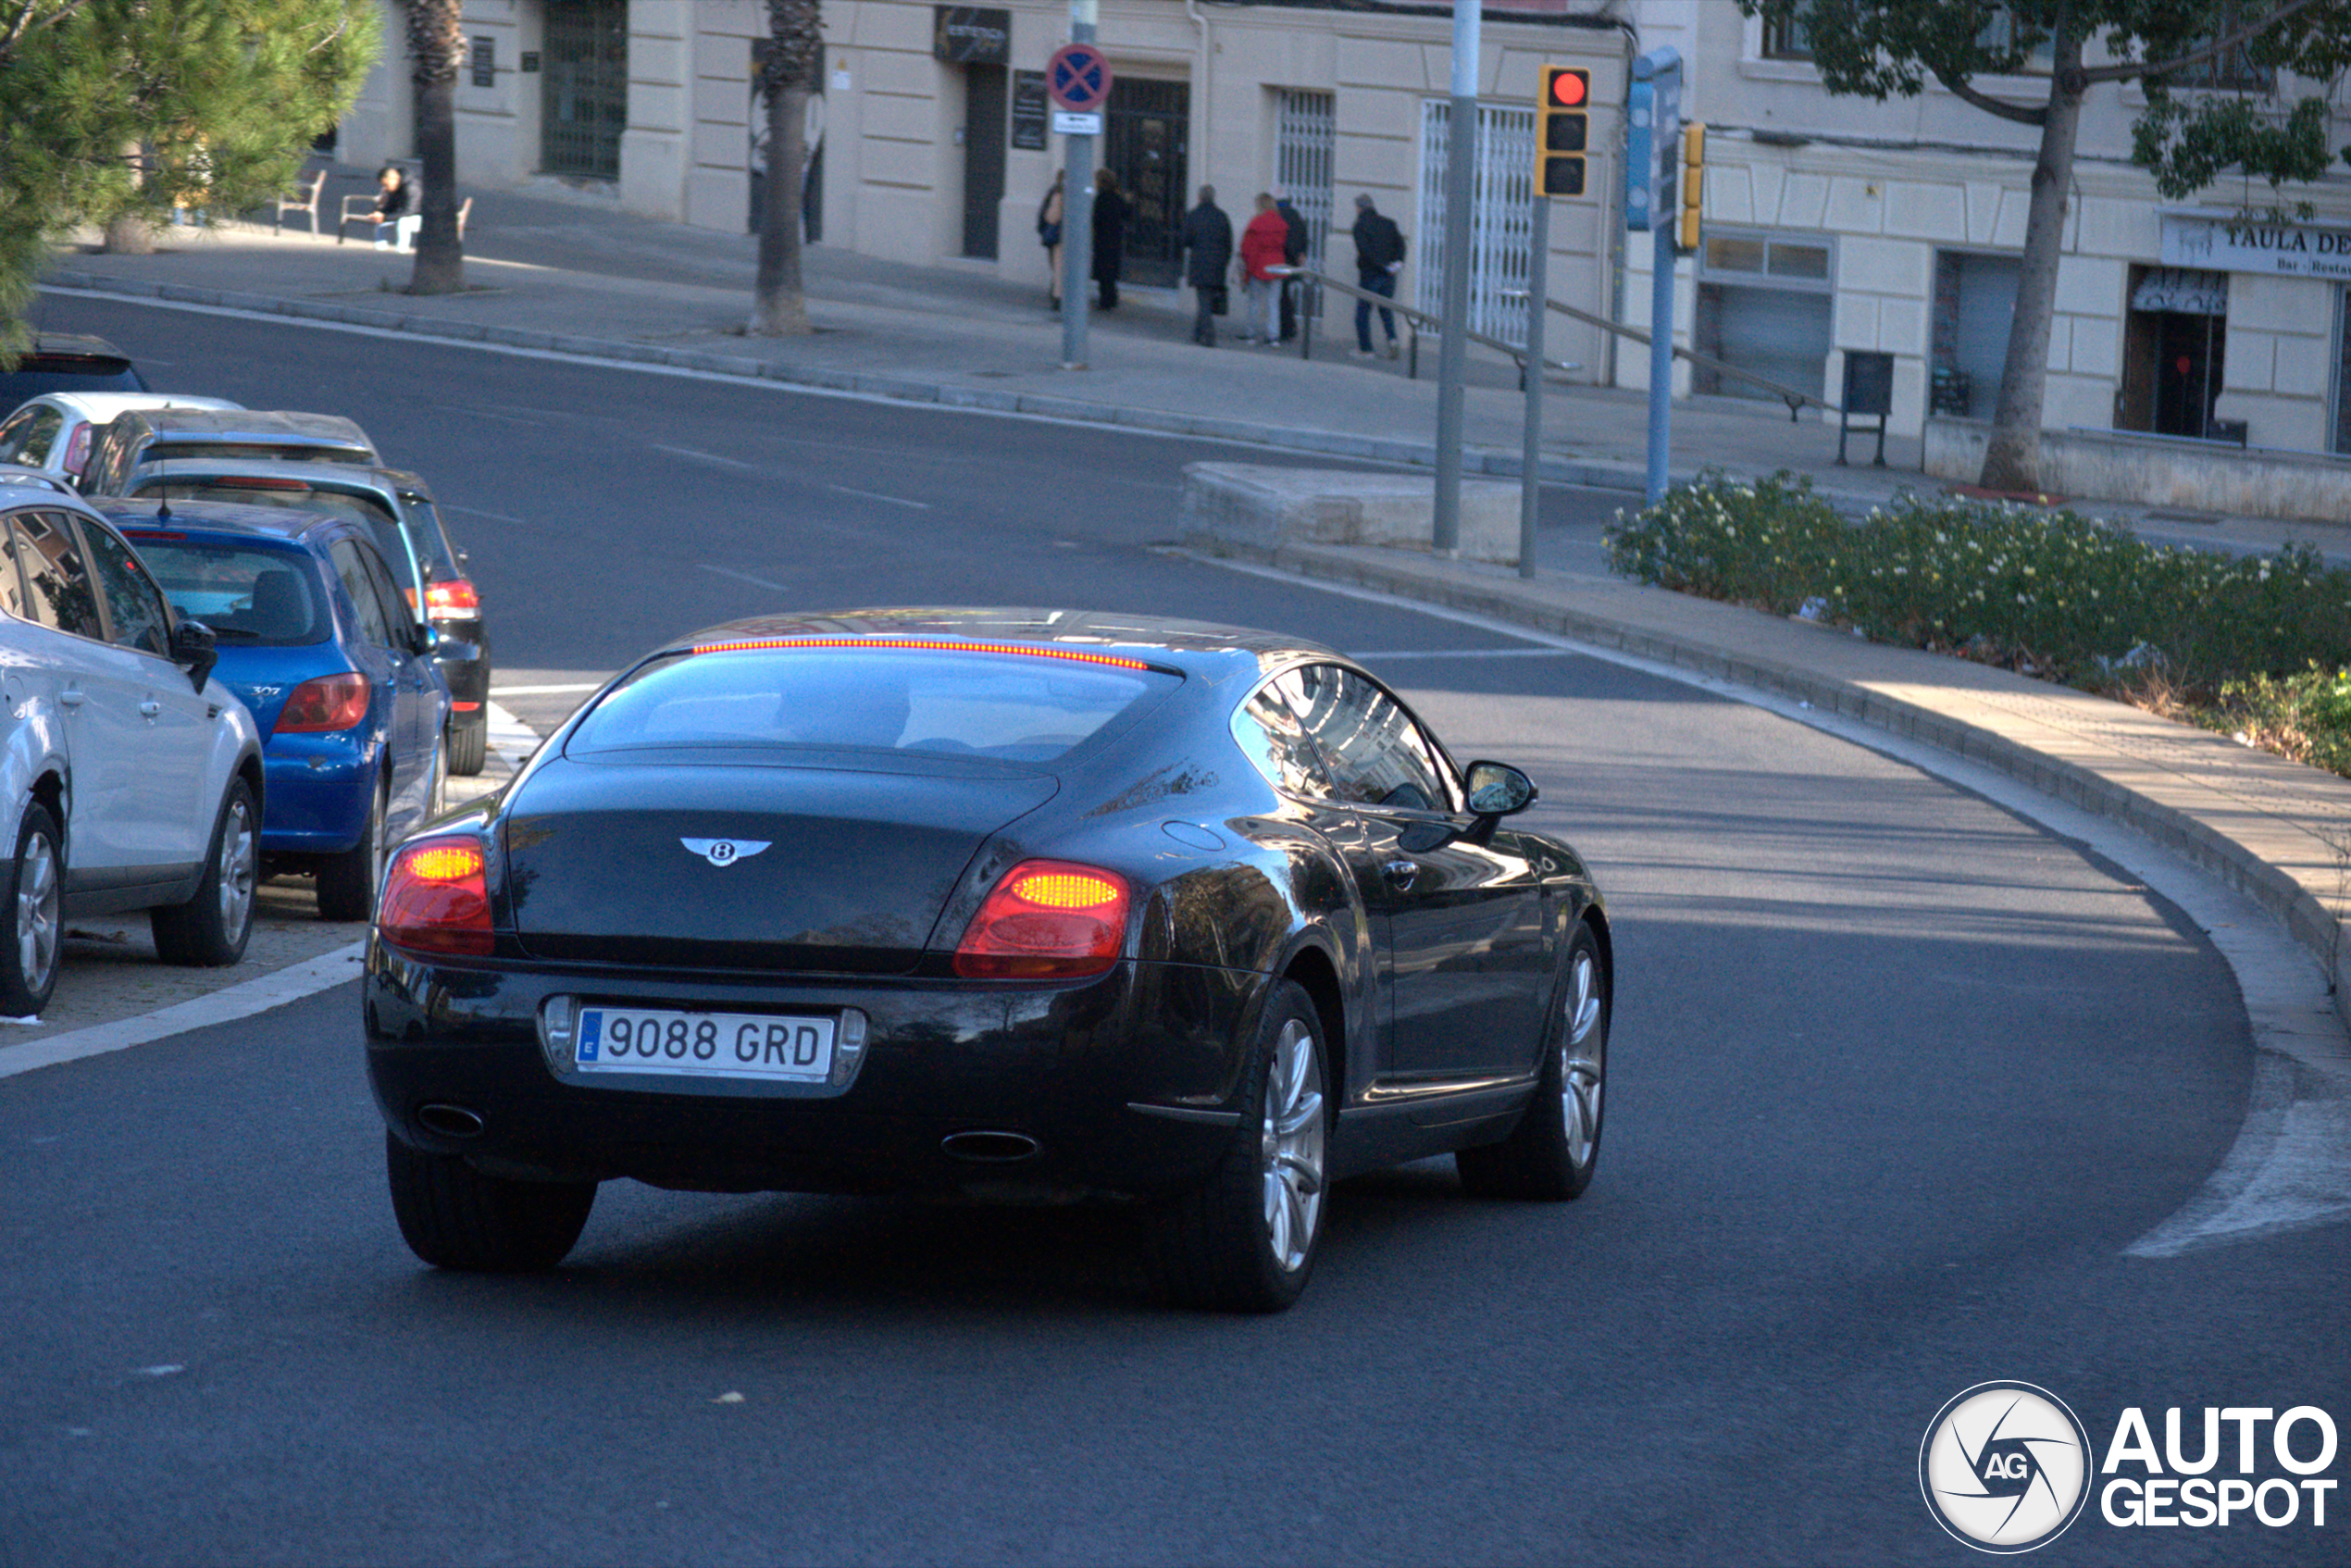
[417,1102,486,1139]
[940,1130,1040,1164]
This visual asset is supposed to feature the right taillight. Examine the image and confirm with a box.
[275,672,369,732]
[425,578,480,615]
[379,836,492,955]
[952,860,1130,980]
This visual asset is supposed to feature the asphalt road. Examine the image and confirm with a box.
[2,297,2345,1566]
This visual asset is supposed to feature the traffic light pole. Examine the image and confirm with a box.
[1431,0,1479,556]
[1629,47,1681,504]
[1519,195,1548,580]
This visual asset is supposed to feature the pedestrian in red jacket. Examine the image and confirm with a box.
[1239,193,1290,346]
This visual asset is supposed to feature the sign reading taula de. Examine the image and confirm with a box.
[2162,213,2351,281]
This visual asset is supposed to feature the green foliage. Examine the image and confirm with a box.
[0,0,380,355]
[1604,475,2351,772]
[2187,665,2351,775]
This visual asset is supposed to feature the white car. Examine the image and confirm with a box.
[0,392,243,489]
[0,469,267,1016]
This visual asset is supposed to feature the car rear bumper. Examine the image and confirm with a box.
[364,943,1264,1201]
[259,740,373,853]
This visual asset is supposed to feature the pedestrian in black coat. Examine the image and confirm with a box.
[1275,196,1310,342]
[1091,167,1129,309]
[1180,185,1235,347]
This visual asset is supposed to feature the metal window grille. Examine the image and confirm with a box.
[1416,102,1535,341]
[541,0,628,181]
[1275,91,1335,269]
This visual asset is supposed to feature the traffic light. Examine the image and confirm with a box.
[1678,122,1706,253]
[1536,65,1591,198]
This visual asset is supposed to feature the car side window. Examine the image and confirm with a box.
[1231,680,1334,796]
[74,517,172,657]
[7,510,105,640]
[1273,663,1455,813]
[328,538,392,648]
[0,405,60,467]
[356,543,417,647]
[0,512,39,622]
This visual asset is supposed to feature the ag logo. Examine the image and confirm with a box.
[1920,1382,2092,1553]
[680,838,770,868]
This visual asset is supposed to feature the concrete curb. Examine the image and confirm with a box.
[1227,537,2351,1036]
[46,267,1908,513]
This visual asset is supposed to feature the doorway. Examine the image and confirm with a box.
[1103,79,1188,288]
[961,64,1007,259]
[2119,267,2228,438]
[541,0,627,180]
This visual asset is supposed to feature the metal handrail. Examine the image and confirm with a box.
[1275,268,1581,386]
[1531,292,1839,420]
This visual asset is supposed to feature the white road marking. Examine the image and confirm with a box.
[651,443,759,470]
[0,945,366,1082]
[1351,647,1580,661]
[443,503,527,525]
[1200,551,2351,1257]
[825,483,931,509]
[700,563,792,592]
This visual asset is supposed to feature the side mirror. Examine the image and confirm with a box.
[1462,760,1536,818]
[171,618,218,692]
[407,622,436,658]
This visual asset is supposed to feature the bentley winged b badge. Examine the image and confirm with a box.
[681,838,772,868]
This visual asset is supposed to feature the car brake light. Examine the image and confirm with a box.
[379,837,492,955]
[952,860,1130,979]
[207,477,311,492]
[275,672,369,732]
[425,578,480,615]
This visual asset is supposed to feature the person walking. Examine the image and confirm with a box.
[1180,185,1234,347]
[1038,171,1065,309]
[1091,167,1129,310]
[1239,193,1289,347]
[1275,194,1310,342]
[1350,193,1406,358]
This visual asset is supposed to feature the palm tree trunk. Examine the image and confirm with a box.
[405,0,465,296]
[752,75,809,334]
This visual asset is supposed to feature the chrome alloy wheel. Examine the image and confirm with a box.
[1260,1017,1326,1273]
[216,794,257,942]
[1561,944,1606,1171]
[15,831,57,997]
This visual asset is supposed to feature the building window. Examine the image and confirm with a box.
[1930,251,2021,421]
[1416,100,1536,341]
[1693,230,1835,404]
[2165,5,2279,93]
[1762,12,1812,61]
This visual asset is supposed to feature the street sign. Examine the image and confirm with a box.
[1051,109,1101,136]
[1046,43,1112,113]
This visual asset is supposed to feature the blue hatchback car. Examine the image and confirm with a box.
[89,498,449,921]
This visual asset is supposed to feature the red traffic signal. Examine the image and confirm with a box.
[1536,66,1593,198]
[1548,68,1589,108]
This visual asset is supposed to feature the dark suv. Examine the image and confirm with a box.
[0,333,147,404]
[106,461,494,775]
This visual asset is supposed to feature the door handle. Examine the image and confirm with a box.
[1383,859,1419,890]
[59,690,83,709]
[140,700,161,719]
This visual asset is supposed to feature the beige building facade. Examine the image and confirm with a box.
[342,2,2351,456]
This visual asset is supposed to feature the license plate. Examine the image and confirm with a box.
[575,1005,835,1083]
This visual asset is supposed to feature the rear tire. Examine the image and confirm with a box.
[385,1131,595,1271]
[0,803,63,1016]
[316,775,386,923]
[151,778,257,967]
[447,713,488,778]
[1148,979,1329,1313]
[1457,921,1608,1201]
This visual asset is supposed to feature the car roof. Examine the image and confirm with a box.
[0,464,80,498]
[19,332,134,367]
[673,608,1337,689]
[88,494,342,545]
[121,408,371,446]
[127,455,402,494]
[30,392,243,423]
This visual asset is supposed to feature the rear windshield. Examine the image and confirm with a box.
[141,440,369,466]
[135,479,420,594]
[130,538,330,646]
[570,646,1176,762]
[393,489,460,576]
[0,362,143,398]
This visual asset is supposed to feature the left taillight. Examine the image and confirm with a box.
[952,860,1130,980]
[425,578,480,616]
[275,672,369,732]
[378,836,492,955]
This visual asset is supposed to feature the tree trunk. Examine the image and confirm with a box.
[101,216,155,255]
[751,77,810,335]
[1979,32,2088,494]
[406,0,465,296]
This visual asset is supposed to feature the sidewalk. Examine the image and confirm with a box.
[29,178,2351,1042]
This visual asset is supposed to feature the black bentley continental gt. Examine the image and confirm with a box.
[365,609,1612,1311]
